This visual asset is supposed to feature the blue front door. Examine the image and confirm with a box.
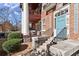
[56,14,67,39]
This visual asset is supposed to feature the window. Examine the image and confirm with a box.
[41,19,46,31]
[55,13,58,17]
[55,9,68,17]
[74,4,78,33]
[63,3,68,6]
[65,9,68,13]
[58,12,60,16]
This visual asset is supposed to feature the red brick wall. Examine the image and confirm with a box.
[41,11,54,37]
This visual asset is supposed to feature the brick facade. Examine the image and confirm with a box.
[41,3,79,40]
[41,11,54,37]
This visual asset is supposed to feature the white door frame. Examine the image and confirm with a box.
[53,4,70,38]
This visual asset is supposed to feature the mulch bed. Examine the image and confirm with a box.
[11,42,32,56]
[12,44,28,53]
[0,50,7,56]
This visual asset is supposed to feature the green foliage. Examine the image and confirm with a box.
[2,39,21,53]
[0,40,6,51]
[8,32,22,40]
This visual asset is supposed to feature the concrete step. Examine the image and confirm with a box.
[39,45,45,49]
[36,48,41,52]
[45,37,54,43]
[45,40,51,44]
[49,40,79,56]
[42,43,47,46]
[35,36,54,54]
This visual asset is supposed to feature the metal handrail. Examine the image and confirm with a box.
[56,27,67,38]
[53,27,67,42]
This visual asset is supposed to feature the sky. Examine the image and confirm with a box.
[0,3,22,25]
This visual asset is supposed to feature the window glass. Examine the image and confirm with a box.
[55,8,68,17]
[74,4,78,33]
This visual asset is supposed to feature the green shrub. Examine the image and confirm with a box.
[2,39,21,53]
[8,32,22,40]
[0,40,6,51]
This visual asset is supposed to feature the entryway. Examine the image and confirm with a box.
[54,5,69,41]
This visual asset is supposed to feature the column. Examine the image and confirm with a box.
[22,3,29,42]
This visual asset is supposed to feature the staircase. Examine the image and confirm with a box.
[31,36,54,56]
[31,27,67,56]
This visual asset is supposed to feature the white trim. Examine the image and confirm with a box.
[41,18,46,32]
[54,28,56,37]
[66,14,70,38]
[54,4,70,16]
[67,6,70,38]
[41,29,46,32]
